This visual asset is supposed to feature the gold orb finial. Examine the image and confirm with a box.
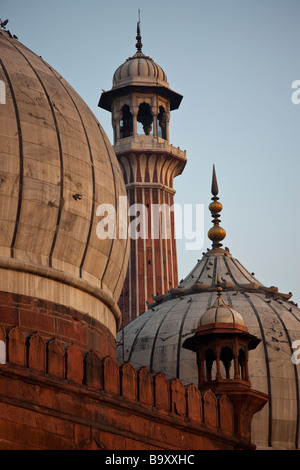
[216,273,223,297]
[208,165,226,249]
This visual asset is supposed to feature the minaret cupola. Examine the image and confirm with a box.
[99,20,183,148]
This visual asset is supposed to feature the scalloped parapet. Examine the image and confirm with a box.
[0,323,253,450]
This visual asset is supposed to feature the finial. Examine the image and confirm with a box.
[207,165,226,249]
[136,9,143,52]
[216,273,223,297]
[211,164,219,196]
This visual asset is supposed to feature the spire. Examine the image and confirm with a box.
[211,164,219,196]
[135,10,143,52]
[207,165,226,249]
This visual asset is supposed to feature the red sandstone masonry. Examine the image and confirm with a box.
[0,291,116,357]
[119,362,137,401]
[186,383,202,423]
[0,324,236,439]
[170,378,186,417]
[219,395,234,435]
[28,333,46,373]
[47,338,65,378]
[7,326,26,366]
[137,366,153,409]
[84,350,102,390]
[65,344,84,384]
[0,325,5,342]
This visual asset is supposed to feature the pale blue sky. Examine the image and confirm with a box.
[1,0,299,303]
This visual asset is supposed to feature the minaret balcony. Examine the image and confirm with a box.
[114,135,186,161]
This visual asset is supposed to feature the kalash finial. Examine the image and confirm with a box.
[135,9,143,52]
[207,165,226,250]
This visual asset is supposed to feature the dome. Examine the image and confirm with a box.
[112,51,168,89]
[117,248,300,449]
[198,293,245,327]
[112,23,168,90]
[117,163,300,449]
[0,29,129,335]
[99,23,182,113]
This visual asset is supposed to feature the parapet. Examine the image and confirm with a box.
[0,324,256,450]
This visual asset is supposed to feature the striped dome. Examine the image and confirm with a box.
[0,29,129,335]
[117,247,300,449]
[198,294,245,327]
[112,51,168,89]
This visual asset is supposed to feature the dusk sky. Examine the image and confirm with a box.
[1,0,299,304]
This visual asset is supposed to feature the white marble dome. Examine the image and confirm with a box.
[117,247,300,449]
[0,29,129,335]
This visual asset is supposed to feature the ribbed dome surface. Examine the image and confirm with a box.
[0,29,129,330]
[198,295,245,327]
[117,248,300,449]
[112,51,168,89]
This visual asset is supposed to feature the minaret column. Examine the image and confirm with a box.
[165,117,170,142]
[132,106,138,141]
[233,339,241,380]
[99,20,186,325]
[112,116,120,144]
[152,106,158,138]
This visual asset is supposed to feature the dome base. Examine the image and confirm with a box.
[0,290,116,357]
[0,257,122,335]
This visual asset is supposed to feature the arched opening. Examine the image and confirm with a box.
[220,346,234,379]
[205,348,216,381]
[137,102,153,135]
[120,105,133,138]
[157,106,167,139]
[0,340,6,364]
[238,348,247,380]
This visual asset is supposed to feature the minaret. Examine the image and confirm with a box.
[99,21,186,325]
